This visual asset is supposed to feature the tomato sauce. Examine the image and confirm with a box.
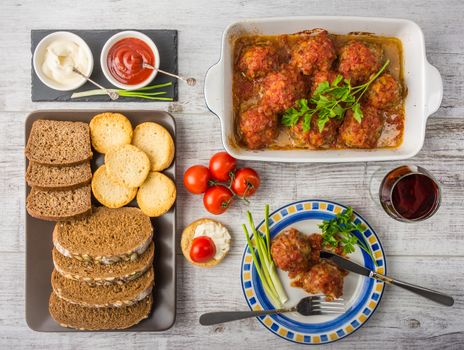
[233,31,406,150]
[107,37,154,85]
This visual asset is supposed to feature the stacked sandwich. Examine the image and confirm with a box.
[25,120,93,221]
[49,206,155,330]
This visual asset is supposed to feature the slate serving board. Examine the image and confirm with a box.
[31,30,178,102]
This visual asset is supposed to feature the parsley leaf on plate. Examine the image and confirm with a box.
[319,206,377,265]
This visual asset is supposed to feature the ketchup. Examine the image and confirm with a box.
[391,174,439,220]
[107,37,154,85]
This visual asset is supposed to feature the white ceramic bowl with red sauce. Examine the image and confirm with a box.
[204,16,443,163]
[101,31,160,90]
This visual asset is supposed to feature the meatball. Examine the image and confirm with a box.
[271,228,312,275]
[299,260,345,300]
[310,70,339,95]
[339,105,384,148]
[290,31,336,75]
[365,74,402,110]
[291,116,342,148]
[307,233,323,267]
[238,44,279,79]
[338,41,383,85]
[261,65,306,113]
[239,105,278,149]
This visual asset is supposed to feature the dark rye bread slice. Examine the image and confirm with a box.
[53,207,153,264]
[52,267,154,307]
[25,119,92,166]
[26,161,92,190]
[26,185,92,221]
[52,242,154,285]
[49,292,152,330]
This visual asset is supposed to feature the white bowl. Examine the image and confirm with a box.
[205,16,443,163]
[100,31,160,90]
[33,31,94,91]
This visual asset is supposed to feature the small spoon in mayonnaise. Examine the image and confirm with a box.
[72,67,119,100]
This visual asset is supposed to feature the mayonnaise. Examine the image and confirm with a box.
[41,39,89,87]
[193,221,231,260]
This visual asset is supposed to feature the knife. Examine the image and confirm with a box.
[320,251,454,306]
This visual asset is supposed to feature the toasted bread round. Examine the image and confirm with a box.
[181,218,231,268]
[136,172,176,217]
[132,122,175,171]
[105,144,150,188]
[92,165,137,208]
[89,113,133,154]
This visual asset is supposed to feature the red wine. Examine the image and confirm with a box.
[379,166,441,222]
[391,174,439,220]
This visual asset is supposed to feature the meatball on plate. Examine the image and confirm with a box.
[241,199,386,345]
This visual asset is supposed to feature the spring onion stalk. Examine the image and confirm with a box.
[71,82,174,101]
[243,205,288,308]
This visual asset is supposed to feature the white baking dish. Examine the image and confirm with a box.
[204,16,443,163]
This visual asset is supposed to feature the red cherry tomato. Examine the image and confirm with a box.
[231,167,260,197]
[190,236,216,263]
[184,165,211,194]
[203,185,234,215]
[209,151,237,182]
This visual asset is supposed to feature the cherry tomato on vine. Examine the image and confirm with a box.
[209,152,237,182]
[190,236,216,263]
[231,167,260,197]
[203,185,234,215]
[183,165,211,194]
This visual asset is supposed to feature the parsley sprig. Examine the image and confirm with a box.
[319,206,377,265]
[282,60,390,132]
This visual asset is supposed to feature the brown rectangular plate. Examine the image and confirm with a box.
[25,110,176,332]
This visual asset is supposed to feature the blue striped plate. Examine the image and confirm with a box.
[240,199,386,345]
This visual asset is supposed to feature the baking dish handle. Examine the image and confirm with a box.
[425,61,443,118]
[204,61,223,118]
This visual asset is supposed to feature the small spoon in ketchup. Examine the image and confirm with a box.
[142,62,196,86]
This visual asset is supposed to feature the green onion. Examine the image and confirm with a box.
[243,205,288,308]
[71,82,174,101]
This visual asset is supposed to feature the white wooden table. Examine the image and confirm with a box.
[1,0,463,348]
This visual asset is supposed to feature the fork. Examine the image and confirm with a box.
[199,296,345,326]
